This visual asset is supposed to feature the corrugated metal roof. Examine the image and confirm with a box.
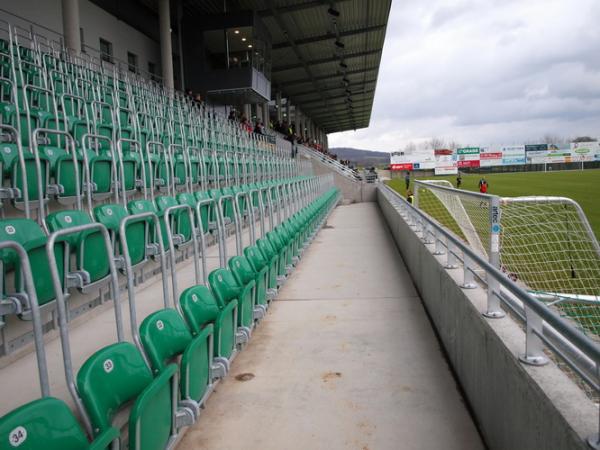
[133,0,391,133]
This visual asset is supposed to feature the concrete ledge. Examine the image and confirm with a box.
[377,188,596,450]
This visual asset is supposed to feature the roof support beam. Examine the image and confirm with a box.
[300,88,375,106]
[273,48,381,73]
[258,0,351,17]
[281,66,380,87]
[290,78,377,98]
[272,24,386,50]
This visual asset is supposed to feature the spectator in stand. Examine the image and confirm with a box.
[228,110,237,121]
[240,116,253,132]
[254,121,265,135]
[193,93,202,105]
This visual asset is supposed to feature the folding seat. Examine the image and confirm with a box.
[170,144,188,191]
[244,245,277,299]
[156,195,194,248]
[77,342,179,450]
[31,127,84,207]
[139,308,217,417]
[266,229,292,275]
[257,236,286,285]
[229,255,268,315]
[80,134,116,203]
[0,217,65,311]
[179,285,237,364]
[0,397,119,450]
[208,267,254,340]
[193,190,215,234]
[93,203,153,271]
[45,210,111,293]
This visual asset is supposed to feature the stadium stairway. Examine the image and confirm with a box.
[177,202,484,450]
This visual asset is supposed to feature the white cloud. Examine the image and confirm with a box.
[328,0,600,151]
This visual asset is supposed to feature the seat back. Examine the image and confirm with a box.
[77,342,153,434]
[228,255,255,286]
[46,210,109,284]
[179,285,236,359]
[139,309,192,375]
[178,285,219,334]
[0,397,90,450]
[208,268,241,308]
[94,204,147,267]
[0,218,64,305]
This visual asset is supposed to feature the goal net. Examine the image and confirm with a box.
[414,180,600,336]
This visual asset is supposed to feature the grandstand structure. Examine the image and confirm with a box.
[1,1,600,450]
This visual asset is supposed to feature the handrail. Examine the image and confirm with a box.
[379,183,600,446]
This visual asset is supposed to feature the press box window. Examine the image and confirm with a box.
[127,52,138,72]
[99,38,113,63]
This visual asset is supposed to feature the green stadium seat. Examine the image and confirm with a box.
[139,308,215,413]
[229,255,267,317]
[0,397,119,450]
[76,342,179,450]
[45,210,110,293]
[179,285,237,364]
[208,267,254,340]
[0,217,64,308]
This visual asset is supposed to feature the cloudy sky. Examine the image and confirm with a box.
[328,0,600,152]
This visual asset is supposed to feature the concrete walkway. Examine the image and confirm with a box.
[179,203,485,450]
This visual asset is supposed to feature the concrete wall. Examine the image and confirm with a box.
[377,188,597,450]
[0,0,161,72]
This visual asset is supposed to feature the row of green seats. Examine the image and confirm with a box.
[0,181,339,449]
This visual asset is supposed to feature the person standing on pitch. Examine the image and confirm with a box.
[479,178,488,194]
[405,171,410,190]
[456,173,462,189]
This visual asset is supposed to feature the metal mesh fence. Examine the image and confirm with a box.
[414,181,600,337]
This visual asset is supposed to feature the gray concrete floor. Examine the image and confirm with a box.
[179,203,484,450]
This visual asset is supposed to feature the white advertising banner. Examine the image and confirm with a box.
[434,149,458,175]
[501,145,525,165]
[570,141,600,162]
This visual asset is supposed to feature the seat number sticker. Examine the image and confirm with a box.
[103,359,114,373]
[192,294,198,302]
[5,225,15,235]
[3,147,11,154]
[106,209,113,216]
[9,426,27,447]
[156,320,164,331]
[64,215,72,223]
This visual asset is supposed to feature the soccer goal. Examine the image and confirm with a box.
[414,180,600,336]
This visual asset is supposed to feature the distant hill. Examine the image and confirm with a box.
[329,147,390,166]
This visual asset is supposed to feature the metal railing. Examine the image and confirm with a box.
[296,143,363,181]
[379,184,600,448]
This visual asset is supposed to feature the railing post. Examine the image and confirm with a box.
[433,229,445,255]
[461,254,477,289]
[519,305,549,366]
[422,223,434,244]
[587,391,600,449]
[445,239,458,269]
